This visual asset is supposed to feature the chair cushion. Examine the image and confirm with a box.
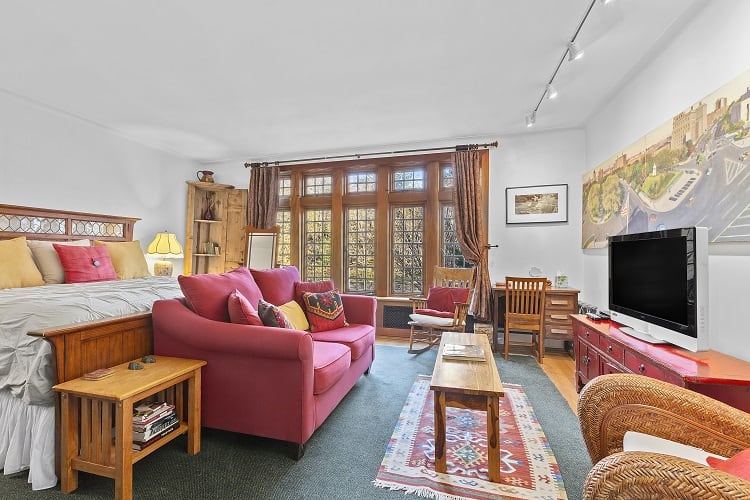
[250,266,300,305]
[94,240,151,279]
[227,289,263,326]
[707,449,750,481]
[311,324,374,361]
[312,341,351,395]
[257,299,294,328]
[409,313,455,327]
[426,286,470,312]
[0,237,45,289]
[302,290,348,332]
[294,280,335,307]
[415,308,454,319]
[53,243,118,284]
[278,300,310,331]
[623,431,726,466]
[178,267,263,322]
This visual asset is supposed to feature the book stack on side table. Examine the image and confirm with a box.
[132,401,179,451]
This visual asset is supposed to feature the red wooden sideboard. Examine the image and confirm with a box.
[572,314,750,413]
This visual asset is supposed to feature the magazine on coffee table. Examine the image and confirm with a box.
[442,343,486,361]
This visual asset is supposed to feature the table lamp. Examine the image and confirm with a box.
[147,232,184,276]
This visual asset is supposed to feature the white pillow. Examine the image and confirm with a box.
[623,431,726,466]
[27,239,91,284]
[409,313,455,327]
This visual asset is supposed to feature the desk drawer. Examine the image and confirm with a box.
[544,323,573,341]
[545,294,576,311]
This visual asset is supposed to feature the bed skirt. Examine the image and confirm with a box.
[0,390,56,490]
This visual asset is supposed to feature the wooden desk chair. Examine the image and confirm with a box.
[408,267,476,354]
[504,276,547,363]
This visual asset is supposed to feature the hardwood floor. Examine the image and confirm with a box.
[376,336,578,412]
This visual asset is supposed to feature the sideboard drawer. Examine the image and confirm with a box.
[624,351,666,381]
[598,336,625,364]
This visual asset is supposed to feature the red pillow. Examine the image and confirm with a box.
[227,289,263,326]
[53,244,117,283]
[415,308,455,319]
[294,280,335,307]
[178,267,263,322]
[426,286,470,313]
[707,449,750,481]
[302,290,348,332]
[250,266,301,306]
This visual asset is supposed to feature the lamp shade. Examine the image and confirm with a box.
[147,232,184,258]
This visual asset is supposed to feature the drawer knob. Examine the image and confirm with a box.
[639,364,646,373]
[583,356,589,365]
[607,345,613,353]
[585,331,590,338]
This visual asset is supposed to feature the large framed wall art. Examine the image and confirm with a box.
[582,67,750,248]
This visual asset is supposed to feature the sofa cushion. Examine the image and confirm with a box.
[258,299,294,329]
[426,285,470,312]
[707,449,750,481]
[178,267,263,322]
[311,324,374,361]
[250,266,300,305]
[312,341,351,395]
[302,290,348,332]
[53,243,118,284]
[294,280,335,307]
[227,289,263,326]
[278,300,309,331]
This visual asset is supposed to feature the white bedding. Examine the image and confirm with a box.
[0,276,183,489]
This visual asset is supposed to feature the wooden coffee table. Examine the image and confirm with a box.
[430,332,504,482]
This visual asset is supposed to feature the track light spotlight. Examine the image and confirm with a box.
[568,41,584,61]
[546,83,558,99]
[525,111,536,128]
[599,0,613,4]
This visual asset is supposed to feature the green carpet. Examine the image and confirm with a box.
[0,346,590,499]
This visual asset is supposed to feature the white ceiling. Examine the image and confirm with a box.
[0,0,705,163]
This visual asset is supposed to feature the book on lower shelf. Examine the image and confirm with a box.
[132,422,180,451]
[132,410,179,442]
[132,401,175,424]
[442,343,486,361]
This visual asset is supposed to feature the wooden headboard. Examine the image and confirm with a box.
[0,204,139,242]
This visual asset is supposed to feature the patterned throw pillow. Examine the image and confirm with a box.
[302,290,348,333]
[257,299,294,329]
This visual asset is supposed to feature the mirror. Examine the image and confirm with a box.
[243,226,279,270]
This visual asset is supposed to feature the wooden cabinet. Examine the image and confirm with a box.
[490,285,579,351]
[572,315,750,413]
[184,181,247,275]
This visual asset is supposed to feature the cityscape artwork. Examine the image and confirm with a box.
[582,67,750,248]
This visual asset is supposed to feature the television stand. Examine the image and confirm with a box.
[573,315,750,413]
[619,327,668,345]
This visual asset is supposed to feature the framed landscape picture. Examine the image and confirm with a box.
[506,184,568,224]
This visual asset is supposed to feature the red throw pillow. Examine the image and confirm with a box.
[294,280,335,307]
[257,299,293,328]
[227,289,263,326]
[426,286,470,312]
[178,267,263,322]
[415,308,455,319]
[302,290,348,332]
[250,266,301,306]
[707,449,750,481]
[53,244,117,283]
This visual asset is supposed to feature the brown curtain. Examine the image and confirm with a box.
[247,165,280,228]
[453,149,491,321]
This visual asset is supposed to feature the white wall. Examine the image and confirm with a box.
[0,92,199,274]
[584,0,750,360]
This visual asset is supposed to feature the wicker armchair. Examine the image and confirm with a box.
[578,373,750,499]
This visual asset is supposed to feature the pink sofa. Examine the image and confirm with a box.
[152,267,376,458]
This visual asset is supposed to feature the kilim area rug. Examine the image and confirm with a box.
[374,374,567,500]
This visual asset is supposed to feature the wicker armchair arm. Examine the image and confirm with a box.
[583,451,750,499]
[578,374,750,463]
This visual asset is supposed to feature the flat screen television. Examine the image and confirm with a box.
[608,227,708,352]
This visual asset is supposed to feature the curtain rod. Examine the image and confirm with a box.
[244,141,498,168]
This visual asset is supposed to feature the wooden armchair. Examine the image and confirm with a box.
[408,267,475,354]
[578,373,750,499]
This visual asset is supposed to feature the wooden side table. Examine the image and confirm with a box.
[53,356,206,500]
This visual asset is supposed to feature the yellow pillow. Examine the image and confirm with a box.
[0,237,45,289]
[94,240,151,279]
[279,300,310,331]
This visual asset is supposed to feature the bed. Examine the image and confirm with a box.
[0,204,183,490]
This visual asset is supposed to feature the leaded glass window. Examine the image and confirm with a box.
[391,205,424,294]
[345,207,376,293]
[303,208,331,281]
